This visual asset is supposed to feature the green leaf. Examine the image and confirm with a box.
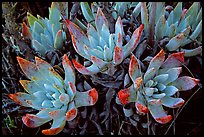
[80,2,95,23]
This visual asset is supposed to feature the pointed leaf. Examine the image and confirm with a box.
[147,49,165,71]
[95,7,109,34]
[171,76,199,91]
[91,56,107,69]
[72,59,99,75]
[144,67,157,83]
[162,96,184,108]
[17,56,38,79]
[113,45,123,65]
[123,24,144,58]
[8,92,32,107]
[54,30,63,49]
[129,55,141,82]
[163,67,182,84]
[62,54,75,84]
[161,52,184,68]
[153,74,169,83]
[22,22,32,39]
[118,85,137,105]
[80,2,94,23]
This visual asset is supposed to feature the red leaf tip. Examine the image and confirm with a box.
[155,115,172,124]
[118,89,130,105]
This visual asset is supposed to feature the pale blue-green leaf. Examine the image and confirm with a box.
[32,40,46,55]
[145,80,154,87]
[54,30,63,49]
[156,83,166,91]
[132,2,141,18]
[163,67,182,84]
[144,67,156,83]
[162,85,178,96]
[153,74,168,83]
[42,100,53,108]
[171,76,199,91]
[181,46,202,57]
[161,96,184,108]
[165,33,187,51]
[141,2,148,33]
[152,93,166,99]
[172,2,182,23]
[95,7,109,35]
[104,45,112,61]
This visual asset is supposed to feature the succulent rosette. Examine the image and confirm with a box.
[140,2,202,57]
[65,7,144,75]
[116,49,199,124]
[22,2,66,55]
[8,54,98,135]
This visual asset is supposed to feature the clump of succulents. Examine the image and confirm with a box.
[65,7,144,75]
[22,2,66,56]
[141,2,202,57]
[8,54,98,135]
[116,49,199,124]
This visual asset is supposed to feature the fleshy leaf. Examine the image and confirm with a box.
[54,30,63,49]
[148,104,172,124]
[66,101,77,121]
[80,2,94,23]
[171,76,199,91]
[165,33,187,51]
[17,56,38,79]
[129,55,141,82]
[22,22,32,39]
[72,59,99,75]
[62,54,75,84]
[161,52,184,68]
[91,56,107,69]
[95,7,109,35]
[122,24,144,58]
[143,67,157,83]
[42,116,66,135]
[135,91,148,114]
[163,67,182,84]
[163,86,179,96]
[8,92,32,107]
[147,49,165,71]
[153,74,169,83]
[113,46,123,65]
[161,96,184,108]
[22,109,52,128]
[74,88,98,108]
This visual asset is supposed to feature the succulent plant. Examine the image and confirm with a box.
[141,2,202,57]
[8,54,98,135]
[65,7,144,75]
[116,49,199,124]
[22,2,66,56]
[111,2,141,20]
